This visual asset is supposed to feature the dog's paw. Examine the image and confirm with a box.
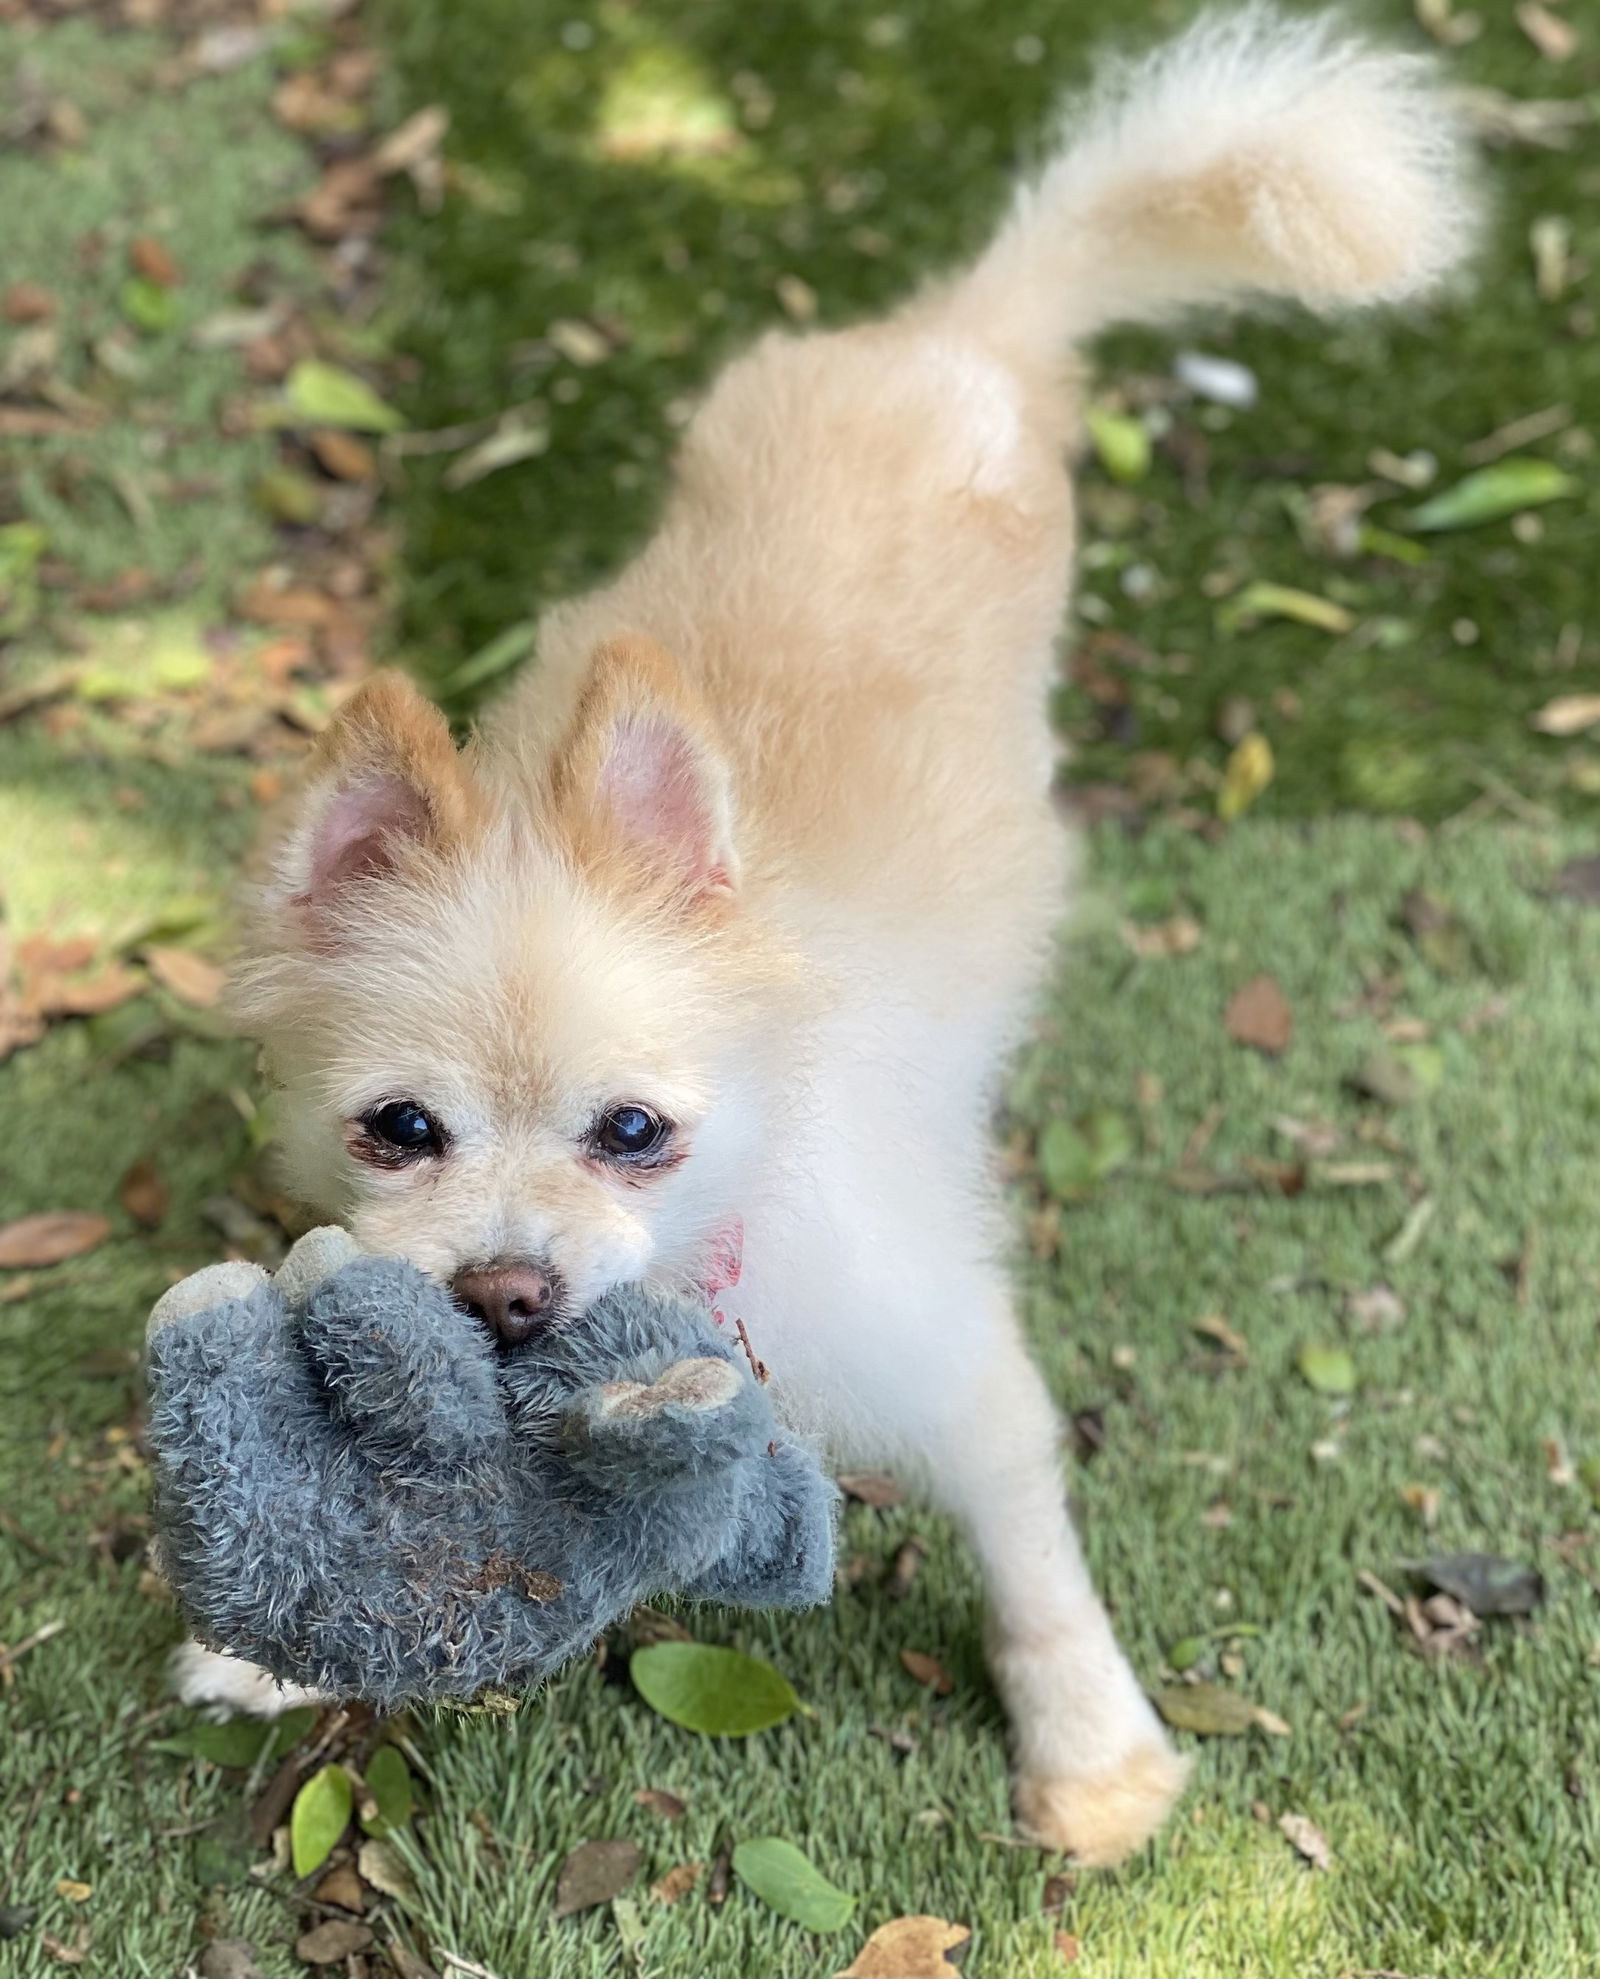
[1013,1740,1192,1868]
[168,1640,330,1720]
[598,1357,744,1420]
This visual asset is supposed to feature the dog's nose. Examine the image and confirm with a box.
[451,1260,558,1347]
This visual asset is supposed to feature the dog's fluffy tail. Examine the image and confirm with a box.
[926,5,1478,366]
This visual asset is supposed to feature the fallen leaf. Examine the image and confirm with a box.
[900,1649,955,1696]
[885,1536,927,1600]
[1151,1684,1255,1736]
[3,282,57,324]
[1346,1285,1405,1332]
[144,946,224,1009]
[733,1837,855,1932]
[128,236,180,287]
[359,1744,413,1836]
[1405,457,1577,531]
[1252,1705,1292,1738]
[837,1472,904,1509]
[294,1920,373,1965]
[1121,915,1202,959]
[1278,1811,1333,1870]
[1193,1312,1248,1358]
[633,1787,687,1820]
[1085,406,1151,484]
[312,1864,366,1913]
[54,1882,90,1904]
[546,318,611,367]
[1217,732,1274,821]
[1037,1111,1132,1201]
[1516,0,1578,60]
[1055,1932,1081,1965]
[308,429,378,482]
[0,1212,110,1269]
[283,360,404,434]
[650,1862,701,1905]
[1532,695,1600,738]
[355,1837,415,1903]
[372,104,450,176]
[554,1839,641,1917]
[1349,1051,1422,1106]
[1225,974,1293,1054]
[1218,582,1353,635]
[1419,1552,1544,1616]
[1297,1342,1356,1396]
[836,1915,971,1978]
[117,1159,170,1230]
[290,1764,352,1880]
[630,1642,797,1735]
[441,418,550,490]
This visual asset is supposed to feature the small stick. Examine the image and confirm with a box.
[440,1954,506,1979]
[733,1316,769,1385]
[0,1618,65,1683]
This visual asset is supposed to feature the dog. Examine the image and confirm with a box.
[174,5,1476,1866]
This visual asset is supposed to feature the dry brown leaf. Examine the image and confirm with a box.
[294,1919,373,1965]
[835,1916,971,1979]
[312,1863,367,1913]
[1252,1704,1292,1738]
[1225,974,1293,1054]
[129,236,180,287]
[1516,0,1577,60]
[309,428,378,482]
[0,1211,111,1268]
[1278,1810,1333,1870]
[899,1649,955,1696]
[1121,915,1203,959]
[1055,1934,1081,1966]
[553,1839,641,1917]
[117,1158,170,1230]
[144,946,224,1009]
[1192,1312,1248,1357]
[650,1862,702,1905]
[1532,694,1600,737]
[632,1787,687,1820]
[3,281,58,323]
[837,1472,904,1509]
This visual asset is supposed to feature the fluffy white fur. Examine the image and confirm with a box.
[188,8,1476,1865]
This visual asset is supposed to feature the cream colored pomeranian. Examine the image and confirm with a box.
[175,7,1476,1865]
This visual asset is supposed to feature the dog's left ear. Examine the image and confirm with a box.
[552,636,738,907]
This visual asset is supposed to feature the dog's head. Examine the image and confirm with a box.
[232,637,791,1340]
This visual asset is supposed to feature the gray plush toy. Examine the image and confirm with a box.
[145,1230,835,1710]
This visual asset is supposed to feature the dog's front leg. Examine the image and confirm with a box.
[924,1310,1190,1867]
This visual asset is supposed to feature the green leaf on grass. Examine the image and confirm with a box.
[291,1763,353,1880]
[1151,1684,1256,1736]
[732,1838,855,1931]
[268,1707,318,1760]
[155,1718,276,1769]
[359,1744,413,1837]
[1404,457,1577,532]
[284,359,405,433]
[120,276,178,334]
[630,1642,797,1736]
[1298,1342,1356,1396]
[1217,582,1354,636]
[1085,406,1151,484]
[1038,1111,1132,1202]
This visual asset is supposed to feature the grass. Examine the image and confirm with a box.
[1,0,1597,1975]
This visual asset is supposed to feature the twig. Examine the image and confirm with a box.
[0,1618,65,1681]
[1356,1568,1407,1617]
[440,1954,505,1979]
[733,1316,769,1385]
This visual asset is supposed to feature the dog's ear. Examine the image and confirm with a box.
[267,670,480,935]
[552,636,738,907]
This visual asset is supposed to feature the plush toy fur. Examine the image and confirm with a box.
[145,1230,835,1709]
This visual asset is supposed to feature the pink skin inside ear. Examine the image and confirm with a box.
[598,714,731,893]
[306,776,434,896]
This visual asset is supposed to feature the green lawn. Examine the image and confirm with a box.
[2,2,1597,1976]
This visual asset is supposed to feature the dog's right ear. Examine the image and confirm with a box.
[263,670,480,940]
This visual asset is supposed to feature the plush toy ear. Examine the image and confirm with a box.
[552,636,738,906]
[268,670,480,937]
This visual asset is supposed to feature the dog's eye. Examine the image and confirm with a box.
[364,1100,445,1157]
[594,1105,669,1161]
